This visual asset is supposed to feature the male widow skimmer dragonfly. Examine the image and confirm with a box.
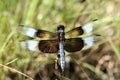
[18,21,97,72]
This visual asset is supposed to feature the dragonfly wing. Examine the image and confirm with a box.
[65,21,95,37]
[64,38,84,52]
[18,25,57,39]
[21,39,59,53]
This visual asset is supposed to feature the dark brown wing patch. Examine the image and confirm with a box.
[36,30,57,39]
[64,38,84,52]
[38,40,59,53]
[65,27,84,38]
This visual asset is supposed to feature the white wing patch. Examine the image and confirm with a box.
[82,22,93,33]
[82,22,94,48]
[26,40,39,51]
[83,36,94,47]
[24,27,37,38]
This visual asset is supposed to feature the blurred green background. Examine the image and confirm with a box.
[0,0,120,80]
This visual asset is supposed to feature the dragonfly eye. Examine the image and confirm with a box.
[57,24,65,31]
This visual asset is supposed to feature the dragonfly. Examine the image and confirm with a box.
[18,21,97,72]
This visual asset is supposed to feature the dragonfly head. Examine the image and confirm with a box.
[57,24,65,31]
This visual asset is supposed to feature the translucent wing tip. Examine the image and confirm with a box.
[17,25,37,38]
[17,25,24,31]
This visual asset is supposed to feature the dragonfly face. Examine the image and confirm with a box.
[18,22,96,72]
